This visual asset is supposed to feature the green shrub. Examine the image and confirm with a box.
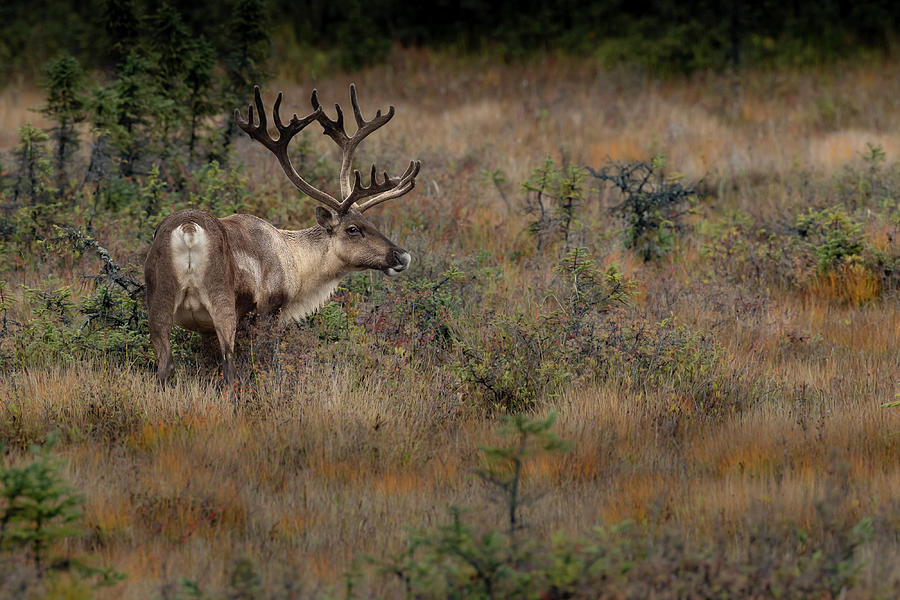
[833,142,898,210]
[705,198,899,302]
[452,312,570,413]
[796,205,866,273]
[554,247,633,322]
[0,436,83,571]
[450,248,632,413]
[522,156,585,252]
[449,246,733,417]
[186,160,250,215]
[1,228,156,371]
[308,297,363,343]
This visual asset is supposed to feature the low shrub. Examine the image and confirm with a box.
[588,156,699,262]
[450,247,735,418]
[705,202,899,304]
[522,156,586,252]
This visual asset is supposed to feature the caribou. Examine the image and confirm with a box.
[144,84,420,384]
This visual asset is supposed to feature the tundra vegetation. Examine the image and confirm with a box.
[1,1,900,598]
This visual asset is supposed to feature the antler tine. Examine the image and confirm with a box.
[315,84,398,202]
[347,83,395,140]
[235,86,272,148]
[345,159,422,212]
[235,86,342,211]
[349,83,395,130]
[272,92,286,130]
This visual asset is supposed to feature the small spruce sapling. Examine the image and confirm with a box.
[522,156,585,251]
[378,413,570,599]
[477,412,570,539]
[0,435,83,573]
[12,123,54,205]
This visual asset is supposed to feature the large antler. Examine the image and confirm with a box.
[234,86,343,212]
[312,83,420,213]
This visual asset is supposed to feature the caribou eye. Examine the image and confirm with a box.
[346,225,360,235]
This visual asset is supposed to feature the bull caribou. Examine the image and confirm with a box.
[144,85,420,384]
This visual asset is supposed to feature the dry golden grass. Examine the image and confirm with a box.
[3,359,898,596]
[0,81,49,151]
[2,49,900,596]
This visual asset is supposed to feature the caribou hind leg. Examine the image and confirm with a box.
[147,286,176,385]
[210,302,238,387]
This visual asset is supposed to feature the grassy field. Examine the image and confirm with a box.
[1,50,900,597]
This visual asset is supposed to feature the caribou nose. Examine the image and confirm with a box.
[386,249,411,277]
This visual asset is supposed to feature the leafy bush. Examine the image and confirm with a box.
[793,205,887,304]
[449,246,734,418]
[452,312,570,413]
[449,248,628,413]
[705,195,899,304]
[369,264,465,354]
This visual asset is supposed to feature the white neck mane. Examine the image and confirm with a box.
[276,227,347,324]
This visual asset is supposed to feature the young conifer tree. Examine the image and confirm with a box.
[219,0,270,155]
[12,123,53,204]
[39,53,86,192]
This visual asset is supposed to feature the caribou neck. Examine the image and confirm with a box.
[276,225,348,324]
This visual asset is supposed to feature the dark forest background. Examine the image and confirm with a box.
[2,0,899,84]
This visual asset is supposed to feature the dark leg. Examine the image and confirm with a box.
[149,305,175,385]
[211,306,238,386]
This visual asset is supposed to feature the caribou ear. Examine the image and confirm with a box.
[315,206,339,232]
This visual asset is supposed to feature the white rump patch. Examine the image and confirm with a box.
[170,223,209,287]
[170,223,214,330]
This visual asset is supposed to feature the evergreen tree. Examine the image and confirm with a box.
[101,0,140,69]
[12,123,53,204]
[0,438,84,572]
[220,0,270,153]
[39,53,86,191]
[147,3,193,87]
[91,51,169,176]
[184,37,218,162]
[146,3,194,161]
